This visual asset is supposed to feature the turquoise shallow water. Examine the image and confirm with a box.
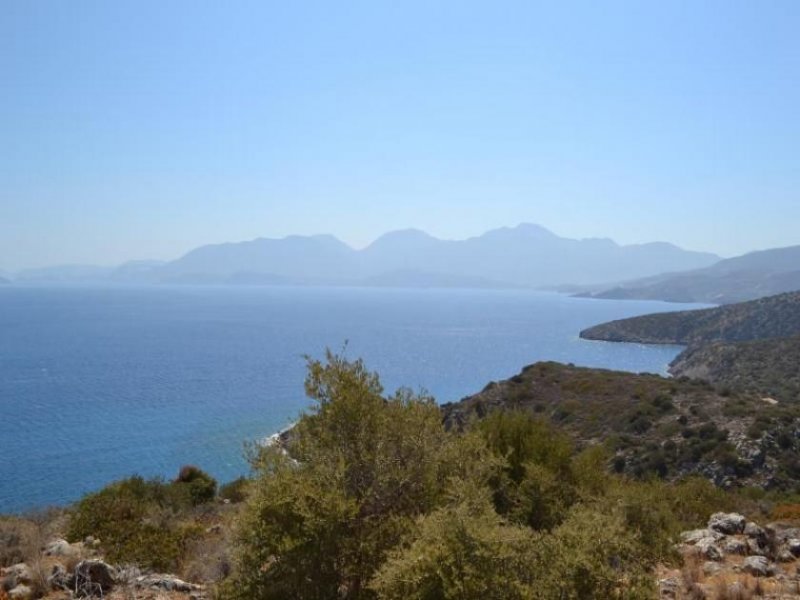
[0,285,704,513]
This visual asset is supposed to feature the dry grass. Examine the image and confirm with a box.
[712,578,753,600]
[771,503,800,522]
[682,553,707,599]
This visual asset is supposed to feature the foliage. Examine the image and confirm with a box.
[370,483,542,600]
[227,352,687,600]
[66,469,215,571]
[443,361,800,489]
[219,476,250,503]
[228,350,474,599]
[372,484,655,600]
[176,465,218,505]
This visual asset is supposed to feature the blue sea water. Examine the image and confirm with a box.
[0,285,704,513]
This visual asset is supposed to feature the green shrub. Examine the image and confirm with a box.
[175,465,218,505]
[227,351,478,599]
[219,476,250,503]
[66,468,215,571]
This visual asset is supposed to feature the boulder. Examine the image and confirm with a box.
[680,528,724,544]
[777,549,795,563]
[767,524,800,543]
[708,512,746,535]
[135,573,203,592]
[658,576,680,599]
[696,538,723,561]
[44,538,80,558]
[2,563,33,586]
[74,559,116,595]
[747,537,767,556]
[8,585,33,600]
[47,563,71,590]
[744,521,766,540]
[723,538,747,555]
[742,555,775,577]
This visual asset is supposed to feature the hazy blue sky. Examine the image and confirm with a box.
[2,1,799,270]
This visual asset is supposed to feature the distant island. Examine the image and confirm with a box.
[8,223,719,289]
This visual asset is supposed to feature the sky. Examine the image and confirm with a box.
[1,1,799,271]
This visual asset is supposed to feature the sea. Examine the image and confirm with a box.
[0,285,706,513]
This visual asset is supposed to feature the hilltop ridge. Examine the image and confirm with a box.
[580,291,800,402]
[579,245,800,304]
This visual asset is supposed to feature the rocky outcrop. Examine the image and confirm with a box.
[74,559,117,595]
[1,537,206,600]
[134,573,204,592]
[742,555,775,577]
[708,512,746,535]
[442,360,800,489]
[664,514,800,598]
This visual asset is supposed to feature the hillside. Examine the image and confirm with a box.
[579,291,800,345]
[442,361,800,488]
[670,335,800,402]
[580,245,800,304]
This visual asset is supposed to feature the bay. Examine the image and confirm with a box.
[0,285,704,512]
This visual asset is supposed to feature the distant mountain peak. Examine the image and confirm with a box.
[19,224,725,289]
[365,229,441,252]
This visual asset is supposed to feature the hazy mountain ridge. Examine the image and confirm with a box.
[579,245,800,304]
[162,223,720,287]
[8,224,719,288]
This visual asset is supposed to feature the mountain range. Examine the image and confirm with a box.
[6,224,720,289]
[576,245,800,304]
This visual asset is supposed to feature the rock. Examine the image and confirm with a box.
[747,537,768,556]
[696,538,723,561]
[2,563,33,585]
[742,555,774,577]
[680,528,724,544]
[708,512,746,535]
[74,559,116,595]
[135,573,203,592]
[723,538,748,555]
[767,524,800,543]
[744,521,766,540]
[703,561,722,576]
[48,563,71,590]
[8,585,33,600]
[658,576,680,599]
[778,549,795,562]
[789,538,800,556]
[44,538,80,558]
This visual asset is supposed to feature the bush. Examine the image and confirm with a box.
[66,468,216,571]
[175,465,218,505]
[219,476,250,503]
[224,352,710,599]
[227,351,475,599]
